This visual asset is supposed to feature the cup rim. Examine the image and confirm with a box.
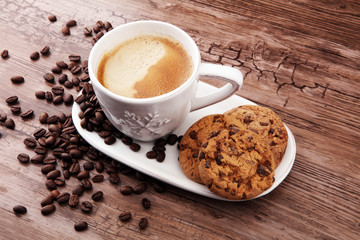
[88,20,201,104]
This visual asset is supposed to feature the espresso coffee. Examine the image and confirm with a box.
[97,35,193,98]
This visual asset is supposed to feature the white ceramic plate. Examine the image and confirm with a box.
[72,82,296,201]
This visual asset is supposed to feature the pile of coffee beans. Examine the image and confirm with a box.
[5,15,178,233]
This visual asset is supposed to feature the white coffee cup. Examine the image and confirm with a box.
[89,20,243,141]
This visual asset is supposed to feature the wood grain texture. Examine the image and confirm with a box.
[0,0,359,239]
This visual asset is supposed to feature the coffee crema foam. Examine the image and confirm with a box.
[97,35,193,98]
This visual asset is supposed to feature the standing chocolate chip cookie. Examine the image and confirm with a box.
[179,114,228,183]
[198,128,275,200]
[225,105,288,167]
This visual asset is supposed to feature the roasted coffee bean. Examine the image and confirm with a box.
[87,149,98,160]
[64,80,73,89]
[69,194,79,208]
[40,45,50,55]
[62,126,76,134]
[74,221,88,231]
[20,110,34,119]
[41,195,54,207]
[43,156,57,165]
[119,212,132,221]
[69,162,80,175]
[92,25,100,33]
[63,94,73,105]
[120,185,133,195]
[48,124,61,133]
[43,73,54,82]
[129,143,141,152]
[54,177,65,186]
[62,25,70,35]
[121,136,133,145]
[45,136,56,147]
[156,151,166,162]
[72,184,84,196]
[152,145,166,152]
[97,130,110,138]
[47,115,58,124]
[133,183,147,194]
[35,91,46,99]
[45,179,57,190]
[109,173,120,184]
[37,137,47,147]
[33,128,46,138]
[52,86,64,96]
[81,179,92,190]
[41,204,56,215]
[44,91,53,102]
[95,161,104,173]
[53,148,64,158]
[13,205,27,214]
[153,181,166,193]
[34,146,47,155]
[63,169,70,179]
[17,153,30,164]
[48,14,57,22]
[47,169,61,180]
[69,54,81,62]
[68,150,81,160]
[50,190,60,199]
[167,134,178,145]
[11,76,24,84]
[51,66,62,74]
[53,95,63,105]
[23,137,37,148]
[83,27,92,36]
[83,161,94,171]
[80,74,90,83]
[155,138,167,147]
[5,118,15,129]
[80,201,93,213]
[72,77,81,86]
[139,218,148,229]
[1,49,9,59]
[6,96,18,105]
[92,174,104,183]
[106,166,117,175]
[66,19,77,27]
[92,191,103,201]
[95,31,104,40]
[142,198,151,209]
[71,65,82,75]
[30,51,40,60]
[10,105,21,114]
[60,153,71,161]
[135,171,146,181]
[41,165,56,175]
[57,192,70,204]
[146,151,157,159]
[104,21,112,31]
[31,154,44,164]
[0,113,7,122]
[104,136,116,145]
[56,62,67,71]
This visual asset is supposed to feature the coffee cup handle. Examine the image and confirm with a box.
[190,63,243,111]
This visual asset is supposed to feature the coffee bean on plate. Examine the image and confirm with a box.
[129,143,141,152]
[146,151,157,159]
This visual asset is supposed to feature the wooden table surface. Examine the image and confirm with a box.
[0,0,359,239]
